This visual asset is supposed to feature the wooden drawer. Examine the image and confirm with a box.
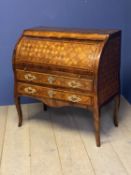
[16,69,93,91]
[17,83,93,106]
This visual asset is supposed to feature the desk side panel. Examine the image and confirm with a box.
[98,34,121,106]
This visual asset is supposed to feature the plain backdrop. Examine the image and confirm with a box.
[0,0,130,105]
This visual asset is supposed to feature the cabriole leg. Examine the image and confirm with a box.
[113,94,120,127]
[15,96,23,127]
[93,106,100,147]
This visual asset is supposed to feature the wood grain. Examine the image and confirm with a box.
[50,108,95,175]
[13,27,121,146]
[0,105,30,175]
[28,103,62,175]
[0,97,131,175]
[70,104,128,175]
[0,107,8,167]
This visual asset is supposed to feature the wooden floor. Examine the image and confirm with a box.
[0,97,131,175]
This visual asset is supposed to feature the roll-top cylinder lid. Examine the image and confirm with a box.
[14,27,120,74]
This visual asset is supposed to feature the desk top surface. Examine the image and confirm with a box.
[23,26,121,40]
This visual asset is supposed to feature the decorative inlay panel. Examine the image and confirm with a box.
[16,69,93,91]
[17,83,92,106]
[16,37,102,73]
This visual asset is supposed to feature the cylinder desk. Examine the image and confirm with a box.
[12,27,121,146]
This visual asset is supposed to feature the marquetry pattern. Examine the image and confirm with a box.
[98,37,120,105]
[13,27,121,147]
[17,83,92,106]
[15,37,102,73]
[16,69,93,91]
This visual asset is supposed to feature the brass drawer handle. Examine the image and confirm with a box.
[68,95,81,103]
[24,87,37,94]
[48,76,55,84]
[24,74,36,81]
[48,90,56,98]
[68,81,81,88]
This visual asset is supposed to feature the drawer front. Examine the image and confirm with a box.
[17,83,93,106]
[16,69,93,91]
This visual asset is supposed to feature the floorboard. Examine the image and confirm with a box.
[0,97,130,175]
[70,105,128,175]
[0,105,30,175]
[100,97,131,175]
[50,108,95,175]
[0,107,8,168]
[28,103,62,175]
